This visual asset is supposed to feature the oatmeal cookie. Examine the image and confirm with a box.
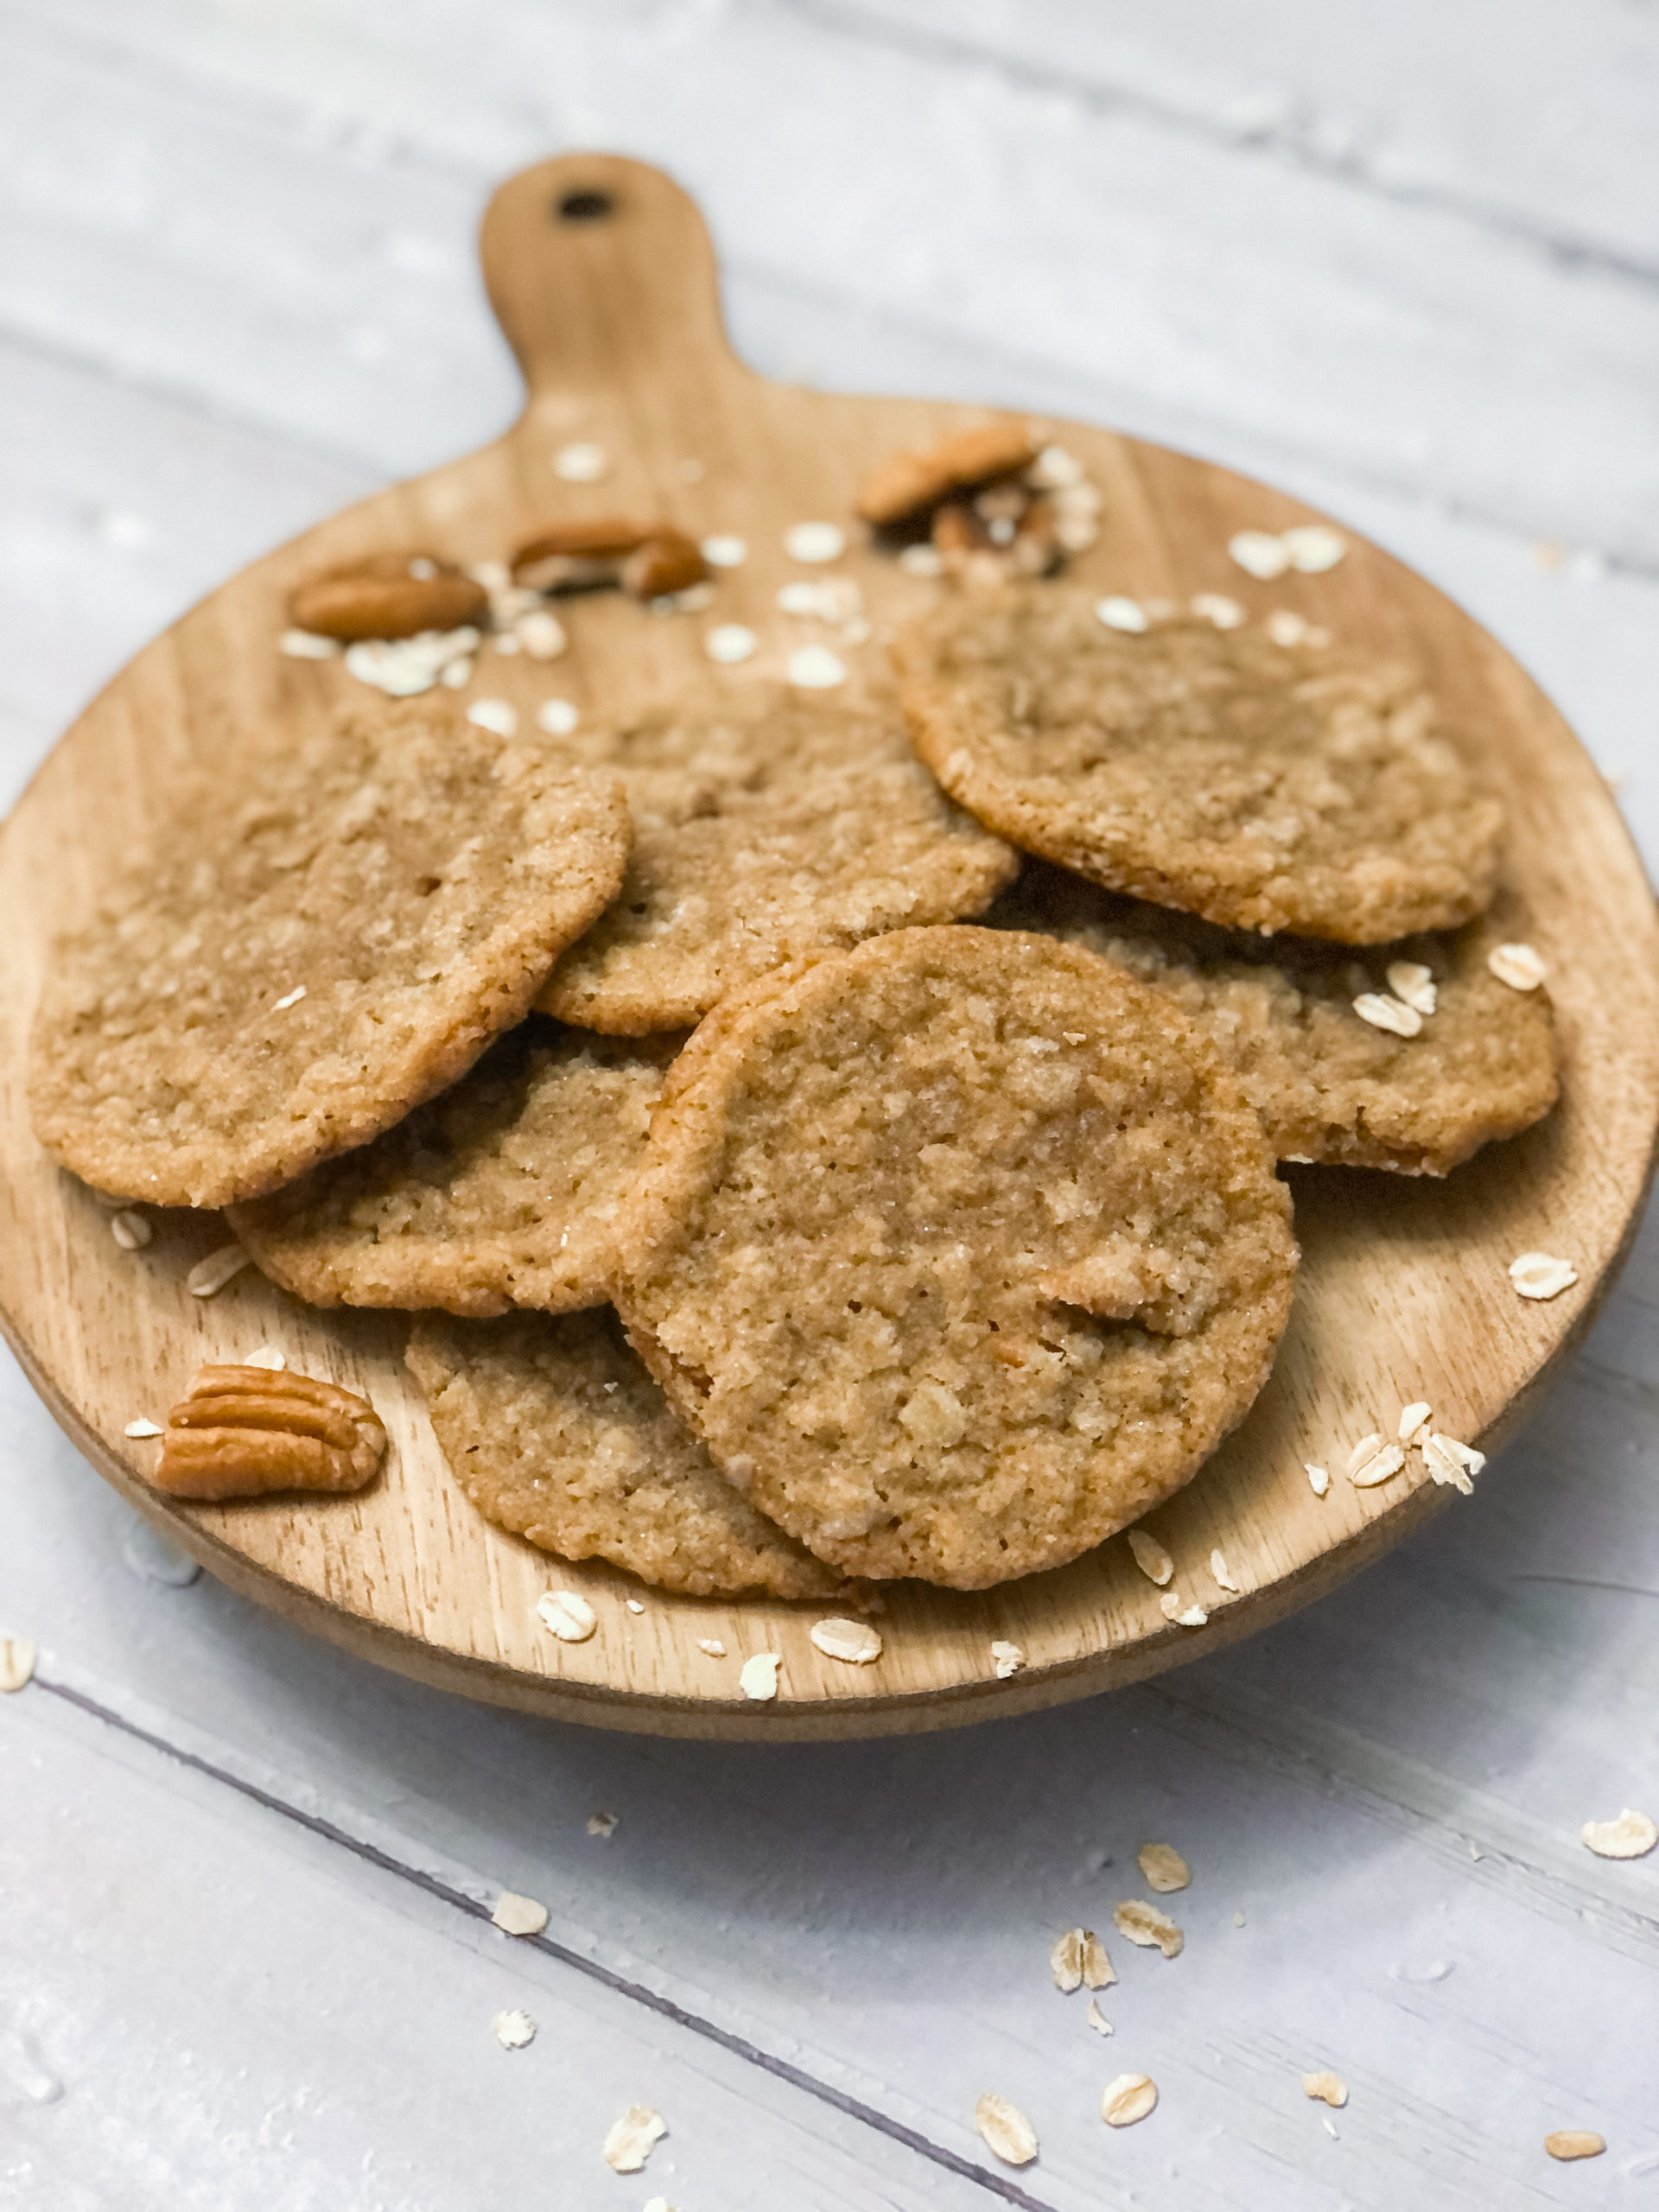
[893,588,1503,942]
[535,692,1017,1033]
[229,1021,677,1314]
[30,702,630,1208]
[406,1308,843,1599]
[994,863,1558,1173]
[611,926,1297,1587]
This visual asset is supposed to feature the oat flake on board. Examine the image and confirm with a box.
[536,1590,597,1643]
[1112,1900,1184,1957]
[1127,1529,1173,1586]
[1580,1808,1657,1859]
[810,1617,883,1664]
[1509,1252,1577,1300]
[1137,1842,1191,1894]
[739,1651,781,1700]
[601,2106,666,2173]
[1101,2074,1158,2127]
[490,1891,549,1937]
[974,2092,1038,2166]
[990,1639,1026,1679]
[1303,2070,1348,2108]
[0,1637,37,1694]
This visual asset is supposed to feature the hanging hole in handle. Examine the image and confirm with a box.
[556,188,615,224]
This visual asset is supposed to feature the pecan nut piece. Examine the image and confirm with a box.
[288,555,487,642]
[512,519,649,593]
[933,493,1058,585]
[153,1363,388,1499]
[855,422,1039,528]
[621,530,709,601]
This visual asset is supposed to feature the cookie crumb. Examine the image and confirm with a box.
[187,1245,251,1299]
[491,1891,549,1937]
[601,2105,666,2173]
[1509,1251,1576,1300]
[991,1639,1026,1679]
[974,2092,1038,2167]
[536,1590,598,1643]
[1580,1808,1657,1859]
[1545,2132,1605,2162]
[1303,2070,1347,2108]
[739,1650,781,1700]
[492,2008,536,2049]
[1101,2073,1157,2127]
[1127,1529,1173,1586]
[810,1617,883,1664]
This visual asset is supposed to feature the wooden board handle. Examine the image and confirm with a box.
[479,154,738,400]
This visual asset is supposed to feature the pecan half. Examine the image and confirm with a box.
[512,519,649,593]
[153,1364,388,1500]
[288,555,486,642]
[620,530,709,601]
[855,422,1039,528]
[933,493,1058,585]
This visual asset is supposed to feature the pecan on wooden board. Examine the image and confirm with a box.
[152,1364,387,1500]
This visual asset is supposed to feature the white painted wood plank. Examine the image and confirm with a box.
[815,0,1659,270]
[6,1,1659,560]
[0,1690,1001,2212]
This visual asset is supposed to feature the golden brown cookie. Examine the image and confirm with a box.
[892,588,1503,943]
[406,1308,844,1599]
[994,863,1558,1174]
[611,926,1297,1588]
[30,702,630,1209]
[229,1020,678,1315]
[535,692,1017,1033]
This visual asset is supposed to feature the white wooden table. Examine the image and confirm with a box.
[3,5,1658,2204]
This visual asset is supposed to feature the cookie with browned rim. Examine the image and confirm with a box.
[893,587,1503,944]
[611,926,1298,1588]
[30,702,630,1208]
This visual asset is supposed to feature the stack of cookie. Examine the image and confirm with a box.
[29,441,1558,1602]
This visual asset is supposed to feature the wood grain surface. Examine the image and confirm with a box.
[3,150,1656,1741]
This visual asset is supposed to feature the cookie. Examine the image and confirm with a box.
[994,863,1558,1174]
[611,926,1297,1588]
[229,1020,678,1315]
[893,588,1503,943]
[30,702,630,1209]
[406,1308,844,1599]
[534,693,1017,1033]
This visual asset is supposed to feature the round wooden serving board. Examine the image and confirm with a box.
[3,156,1656,1740]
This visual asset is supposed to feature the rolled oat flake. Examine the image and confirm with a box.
[601,2105,666,2173]
[1101,2073,1158,2127]
[974,2091,1038,2166]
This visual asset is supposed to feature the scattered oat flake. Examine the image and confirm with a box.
[1229,531,1292,580]
[587,1810,619,1839]
[1546,2132,1605,2162]
[1160,1592,1208,1627]
[786,645,846,690]
[974,2092,1038,2167]
[1127,1529,1173,1586]
[243,1346,287,1371]
[1282,524,1346,572]
[1087,1997,1114,2036]
[1423,1431,1483,1493]
[516,609,567,661]
[700,535,747,567]
[898,543,944,576]
[810,1617,883,1664]
[279,627,340,659]
[602,2105,666,2173]
[466,698,518,738]
[270,985,307,1014]
[536,1589,597,1643]
[625,1597,645,1614]
[1028,443,1084,489]
[1266,608,1323,647]
[1306,1462,1331,1497]
[1322,2116,1339,2139]
[696,1637,727,1657]
[537,697,580,738]
[110,1210,151,1251]
[784,520,844,563]
[1192,592,1245,628]
[1112,1900,1184,1957]
[1580,1808,1657,1859]
[1096,594,1148,634]
[1081,1931,1115,1988]
[1353,991,1422,1039]
[1387,962,1437,1016]
[0,1637,37,1694]
[1509,1251,1577,1301]
[1233,1911,1247,1928]
[1398,1401,1431,1442]
[739,1650,781,1700]
[1137,1842,1191,1894]
[990,1638,1025,1679]
[1348,1439,1406,1489]
[1303,2070,1347,2108]
[1210,1548,1238,1592]
[491,1890,549,1937]
[553,442,607,482]
[492,2008,536,2050]
[187,1244,251,1299]
[704,623,758,664]
[124,1417,163,1439]
[1101,2073,1158,2128]
[1488,942,1548,992]
[1051,1928,1087,1993]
